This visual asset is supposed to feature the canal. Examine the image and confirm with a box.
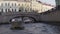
[0,23,60,34]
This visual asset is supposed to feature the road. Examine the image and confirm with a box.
[0,23,60,34]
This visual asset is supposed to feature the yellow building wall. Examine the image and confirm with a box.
[18,1,54,13]
[0,1,54,13]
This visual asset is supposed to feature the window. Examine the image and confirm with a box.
[0,9,1,12]
[1,9,3,12]
[18,4,20,6]
[15,3,16,6]
[13,9,15,12]
[8,3,10,6]
[6,9,8,12]
[5,3,7,6]
[15,9,16,12]
[16,8,19,12]
[12,3,13,6]
[12,9,13,12]
[5,9,7,12]
[1,3,3,6]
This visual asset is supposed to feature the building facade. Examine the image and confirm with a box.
[0,0,54,13]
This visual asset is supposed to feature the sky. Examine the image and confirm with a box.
[37,0,56,6]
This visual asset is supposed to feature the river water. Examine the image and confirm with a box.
[0,23,60,34]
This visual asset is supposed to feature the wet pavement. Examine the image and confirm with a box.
[0,23,60,34]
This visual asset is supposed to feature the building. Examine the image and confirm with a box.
[0,0,55,13]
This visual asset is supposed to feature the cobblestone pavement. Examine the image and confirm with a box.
[0,23,60,34]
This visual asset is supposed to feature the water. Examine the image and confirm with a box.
[0,23,60,34]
